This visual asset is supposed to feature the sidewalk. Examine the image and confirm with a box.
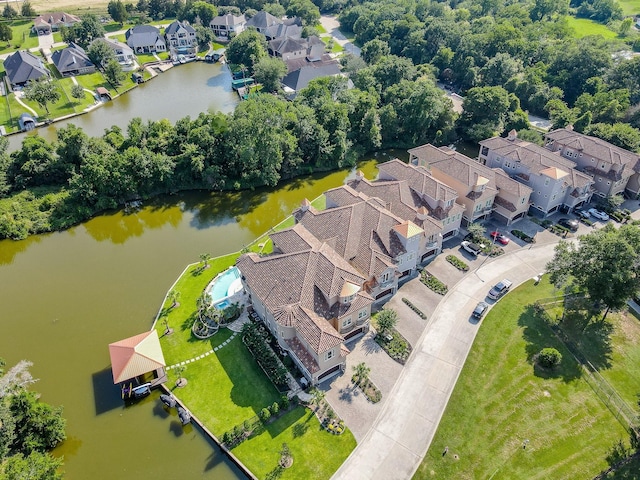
[332,243,557,480]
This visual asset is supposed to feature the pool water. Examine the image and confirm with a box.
[209,267,241,303]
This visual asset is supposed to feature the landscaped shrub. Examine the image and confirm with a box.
[271,402,279,415]
[241,322,289,388]
[222,431,233,445]
[402,298,427,319]
[421,271,448,294]
[374,328,412,364]
[581,218,594,226]
[376,308,398,335]
[538,347,562,368]
[279,395,290,410]
[260,407,271,421]
[446,254,469,272]
[511,229,536,243]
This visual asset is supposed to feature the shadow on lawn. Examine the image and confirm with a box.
[518,305,582,382]
[264,406,306,439]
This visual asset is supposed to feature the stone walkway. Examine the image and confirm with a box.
[166,330,238,370]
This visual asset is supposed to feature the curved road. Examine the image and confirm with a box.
[333,242,557,480]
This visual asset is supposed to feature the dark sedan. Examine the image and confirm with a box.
[558,218,579,232]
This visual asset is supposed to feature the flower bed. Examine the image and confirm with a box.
[355,377,382,403]
[511,229,536,243]
[374,328,412,364]
[421,271,448,295]
[446,254,469,271]
[402,297,427,320]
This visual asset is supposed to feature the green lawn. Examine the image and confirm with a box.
[74,71,110,92]
[416,278,631,480]
[234,407,357,480]
[619,0,640,15]
[108,33,127,43]
[566,17,618,39]
[135,53,160,65]
[155,249,357,479]
[0,20,39,55]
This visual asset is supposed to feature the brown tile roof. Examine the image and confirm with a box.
[492,168,533,197]
[285,337,320,373]
[545,128,640,173]
[270,223,320,253]
[376,158,458,203]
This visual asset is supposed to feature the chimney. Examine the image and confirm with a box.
[507,129,517,141]
[565,124,574,131]
[300,198,311,212]
[355,170,364,181]
[416,206,429,221]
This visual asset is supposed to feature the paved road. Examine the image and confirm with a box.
[332,243,557,480]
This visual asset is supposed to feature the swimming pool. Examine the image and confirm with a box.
[208,266,243,305]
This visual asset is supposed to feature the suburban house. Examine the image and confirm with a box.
[264,22,303,41]
[91,38,137,70]
[33,12,80,35]
[51,43,95,77]
[281,63,341,97]
[237,223,374,384]
[544,127,640,199]
[348,160,465,262]
[410,144,532,225]
[479,130,594,216]
[125,25,167,54]
[4,51,50,87]
[268,35,325,61]
[210,13,246,38]
[245,10,281,33]
[164,20,196,55]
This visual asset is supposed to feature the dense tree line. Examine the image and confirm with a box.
[0,358,67,479]
[338,0,640,146]
[0,60,454,240]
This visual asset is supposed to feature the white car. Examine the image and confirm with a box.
[588,208,609,221]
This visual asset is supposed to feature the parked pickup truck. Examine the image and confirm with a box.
[461,240,483,256]
[488,279,513,300]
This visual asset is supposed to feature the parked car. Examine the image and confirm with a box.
[488,279,513,300]
[490,231,510,245]
[472,301,489,319]
[461,240,483,256]
[588,208,610,221]
[575,208,591,219]
[558,218,579,232]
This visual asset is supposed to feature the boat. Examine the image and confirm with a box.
[177,405,191,425]
[121,382,151,400]
[160,394,177,408]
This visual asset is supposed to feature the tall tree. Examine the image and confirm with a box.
[226,30,267,72]
[23,79,59,115]
[21,1,36,17]
[2,4,17,19]
[104,59,125,87]
[87,39,116,68]
[63,14,105,48]
[108,0,129,25]
[547,224,640,320]
[194,24,213,51]
[191,1,216,26]
[253,56,287,93]
[0,23,12,42]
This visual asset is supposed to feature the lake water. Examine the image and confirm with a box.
[7,62,239,152]
[0,151,406,478]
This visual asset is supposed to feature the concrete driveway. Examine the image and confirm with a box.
[319,15,360,57]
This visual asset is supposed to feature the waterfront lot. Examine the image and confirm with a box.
[155,253,357,479]
[415,279,635,479]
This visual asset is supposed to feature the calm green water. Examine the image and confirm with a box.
[0,151,404,479]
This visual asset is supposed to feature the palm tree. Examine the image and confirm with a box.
[199,253,211,269]
[352,362,370,385]
[168,290,180,308]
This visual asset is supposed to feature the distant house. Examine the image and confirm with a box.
[51,43,95,77]
[90,38,137,70]
[4,51,50,87]
[125,25,166,54]
[479,130,593,217]
[281,63,341,96]
[210,13,246,38]
[245,11,281,33]
[33,12,80,35]
[410,144,532,226]
[164,20,196,54]
[264,23,302,41]
[269,35,324,61]
[544,126,640,199]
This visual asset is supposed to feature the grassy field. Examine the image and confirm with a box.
[619,0,640,15]
[415,278,632,480]
[567,17,618,39]
[0,20,40,55]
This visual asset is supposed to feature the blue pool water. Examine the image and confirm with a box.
[217,300,230,310]
[209,267,241,303]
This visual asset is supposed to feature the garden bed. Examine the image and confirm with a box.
[446,254,469,271]
[420,271,448,295]
[510,229,535,243]
[354,377,382,403]
[374,328,412,364]
[402,297,427,320]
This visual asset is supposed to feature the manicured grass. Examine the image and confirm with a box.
[233,407,357,480]
[154,253,239,365]
[58,77,96,111]
[0,20,39,55]
[566,17,618,39]
[135,53,160,65]
[166,333,281,434]
[74,71,110,92]
[211,41,227,50]
[416,278,630,479]
[109,33,127,43]
[619,0,640,15]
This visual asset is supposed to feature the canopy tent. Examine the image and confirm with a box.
[109,330,166,384]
